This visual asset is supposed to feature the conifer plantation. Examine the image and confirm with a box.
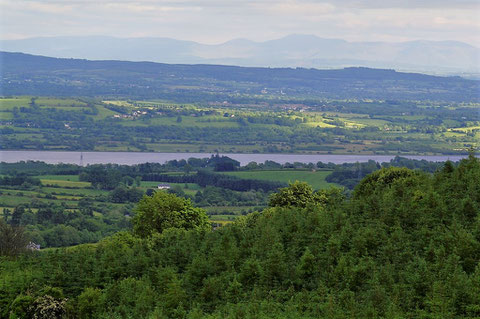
[1,155,479,318]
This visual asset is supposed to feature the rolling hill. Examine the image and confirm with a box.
[1,51,479,101]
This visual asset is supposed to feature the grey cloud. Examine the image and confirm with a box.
[14,0,480,8]
[294,0,480,9]
[1,0,479,47]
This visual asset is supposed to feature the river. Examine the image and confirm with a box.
[0,151,468,166]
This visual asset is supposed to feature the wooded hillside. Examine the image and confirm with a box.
[2,52,478,101]
[0,154,479,318]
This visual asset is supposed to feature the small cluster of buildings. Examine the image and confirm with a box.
[26,242,40,251]
[113,110,148,119]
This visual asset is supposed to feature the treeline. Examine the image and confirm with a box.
[164,184,269,209]
[0,175,41,188]
[193,186,267,207]
[142,170,286,192]
[1,154,479,318]
[0,161,82,176]
[243,115,304,127]
[325,156,447,189]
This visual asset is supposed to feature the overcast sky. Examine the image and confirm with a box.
[1,0,479,47]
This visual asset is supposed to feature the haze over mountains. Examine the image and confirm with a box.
[2,34,479,75]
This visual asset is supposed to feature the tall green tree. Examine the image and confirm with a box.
[132,191,210,237]
[268,181,316,208]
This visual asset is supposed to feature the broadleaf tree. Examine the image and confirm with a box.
[132,191,210,237]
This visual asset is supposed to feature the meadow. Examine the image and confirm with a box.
[223,169,336,189]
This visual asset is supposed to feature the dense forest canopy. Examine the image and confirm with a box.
[1,154,479,318]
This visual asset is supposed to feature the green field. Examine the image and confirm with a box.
[223,169,336,189]
[35,175,80,181]
[41,186,105,196]
[40,179,91,188]
[0,97,32,110]
[1,96,479,154]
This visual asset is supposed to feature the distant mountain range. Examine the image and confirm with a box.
[2,51,478,102]
[1,35,479,75]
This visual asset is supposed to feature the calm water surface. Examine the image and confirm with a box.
[0,151,467,166]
